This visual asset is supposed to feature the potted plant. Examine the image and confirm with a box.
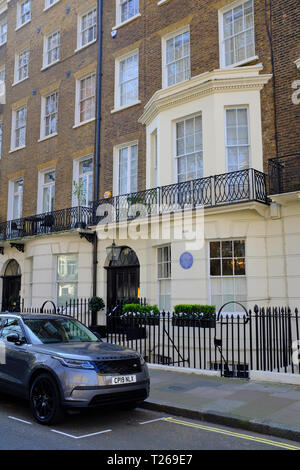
[127,195,146,219]
[89,296,105,326]
[173,305,216,328]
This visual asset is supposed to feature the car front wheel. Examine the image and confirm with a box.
[30,373,64,425]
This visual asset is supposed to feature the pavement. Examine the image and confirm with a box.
[143,366,300,443]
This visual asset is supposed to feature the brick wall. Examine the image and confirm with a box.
[271,0,300,157]
[0,0,97,220]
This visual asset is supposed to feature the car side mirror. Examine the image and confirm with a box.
[7,333,25,345]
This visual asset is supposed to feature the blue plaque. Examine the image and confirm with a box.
[180,252,193,270]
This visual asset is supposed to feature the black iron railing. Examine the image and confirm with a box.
[106,307,300,377]
[268,154,300,195]
[0,206,93,242]
[92,168,268,224]
[18,300,300,376]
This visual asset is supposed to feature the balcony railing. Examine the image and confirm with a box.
[92,168,268,224]
[0,169,268,242]
[268,154,300,195]
[0,206,93,242]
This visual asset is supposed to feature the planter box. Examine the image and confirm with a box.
[122,316,160,326]
[172,318,216,328]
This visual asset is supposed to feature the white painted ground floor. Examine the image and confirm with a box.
[0,195,299,320]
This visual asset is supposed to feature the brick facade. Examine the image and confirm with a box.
[0,0,97,220]
[0,0,298,221]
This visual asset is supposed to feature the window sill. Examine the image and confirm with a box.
[38,132,58,143]
[41,60,60,71]
[9,145,26,154]
[112,13,141,31]
[15,19,31,32]
[157,0,171,5]
[221,55,259,70]
[295,58,300,70]
[12,77,29,87]
[0,40,7,47]
[111,100,141,114]
[162,77,191,90]
[73,117,95,129]
[43,0,60,12]
[74,39,97,54]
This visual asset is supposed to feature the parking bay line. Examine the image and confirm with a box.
[8,416,32,425]
[164,417,300,451]
[139,417,169,425]
[51,429,112,439]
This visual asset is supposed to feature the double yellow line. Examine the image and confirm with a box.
[164,417,300,451]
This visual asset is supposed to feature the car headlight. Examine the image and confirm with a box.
[52,356,95,370]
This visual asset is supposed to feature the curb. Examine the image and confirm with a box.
[140,399,300,443]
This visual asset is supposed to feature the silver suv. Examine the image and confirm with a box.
[0,313,150,425]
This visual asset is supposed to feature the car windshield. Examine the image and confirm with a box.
[23,317,99,344]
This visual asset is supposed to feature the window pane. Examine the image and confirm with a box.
[166,31,190,86]
[222,0,254,66]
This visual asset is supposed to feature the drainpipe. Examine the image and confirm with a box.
[264,0,279,159]
[92,0,103,318]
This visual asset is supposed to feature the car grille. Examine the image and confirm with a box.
[92,358,142,375]
[89,388,148,407]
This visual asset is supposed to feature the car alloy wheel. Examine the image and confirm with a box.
[30,373,63,425]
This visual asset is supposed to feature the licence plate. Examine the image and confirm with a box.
[111,375,137,385]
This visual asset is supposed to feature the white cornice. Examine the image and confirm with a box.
[295,58,300,70]
[139,64,272,126]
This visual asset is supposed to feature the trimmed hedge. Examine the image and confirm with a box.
[174,304,216,319]
[122,304,160,316]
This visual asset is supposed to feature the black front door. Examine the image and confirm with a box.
[2,276,21,311]
[107,266,140,312]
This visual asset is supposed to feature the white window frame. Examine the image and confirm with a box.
[114,49,139,111]
[157,245,172,312]
[11,105,27,151]
[0,65,5,98]
[56,254,78,306]
[42,29,60,69]
[37,168,56,214]
[225,106,251,172]
[218,0,257,69]
[174,112,203,183]
[76,5,97,51]
[113,141,138,196]
[16,0,31,30]
[74,72,96,127]
[7,177,24,221]
[40,90,59,141]
[209,239,247,315]
[44,0,60,11]
[115,0,140,28]
[72,155,94,207]
[162,26,190,89]
[0,16,7,46]
[14,47,29,85]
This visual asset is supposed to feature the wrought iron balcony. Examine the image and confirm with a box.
[268,154,300,195]
[92,168,268,224]
[0,169,268,243]
[0,206,93,242]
